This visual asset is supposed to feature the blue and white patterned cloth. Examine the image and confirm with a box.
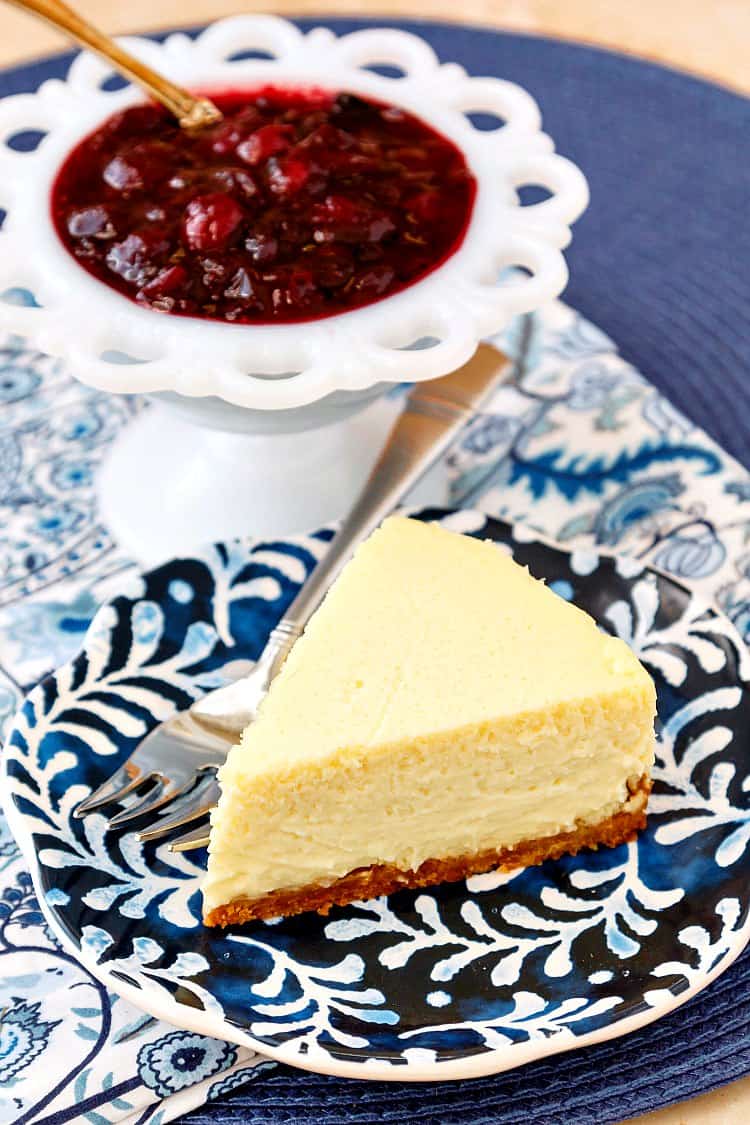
[1,296,749,1123]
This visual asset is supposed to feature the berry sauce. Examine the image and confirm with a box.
[51,88,476,324]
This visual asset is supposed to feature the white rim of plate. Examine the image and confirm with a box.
[0,15,589,411]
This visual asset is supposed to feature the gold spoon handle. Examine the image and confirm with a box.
[6,0,222,128]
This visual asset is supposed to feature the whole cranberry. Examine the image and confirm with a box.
[102,141,174,192]
[208,107,263,156]
[266,155,311,198]
[182,194,244,252]
[209,166,259,201]
[137,265,190,309]
[237,124,295,167]
[311,194,395,243]
[311,193,362,227]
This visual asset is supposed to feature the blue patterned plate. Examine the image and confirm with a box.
[3,509,750,1081]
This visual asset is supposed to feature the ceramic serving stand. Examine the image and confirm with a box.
[0,15,588,562]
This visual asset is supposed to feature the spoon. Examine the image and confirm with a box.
[6,0,223,129]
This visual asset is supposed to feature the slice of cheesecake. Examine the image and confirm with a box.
[203,517,655,926]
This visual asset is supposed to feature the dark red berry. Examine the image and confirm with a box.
[237,124,295,166]
[137,265,190,309]
[209,107,264,156]
[182,194,244,252]
[139,264,189,298]
[311,193,361,226]
[102,141,174,192]
[311,194,395,243]
[266,155,311,198]
[208,166,259,200]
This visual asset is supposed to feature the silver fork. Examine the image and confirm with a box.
[74,344,511,849]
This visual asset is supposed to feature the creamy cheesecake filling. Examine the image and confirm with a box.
[203,694,654,915]
[203,518,657,923]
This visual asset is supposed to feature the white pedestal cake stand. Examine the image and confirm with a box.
[0,15,588,563]
[98,391,450,565]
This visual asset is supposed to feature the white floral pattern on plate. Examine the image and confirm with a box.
[1,294,749,1116]
[4,511,750,1083]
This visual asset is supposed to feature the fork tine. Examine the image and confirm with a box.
[74,764,146,818]
[106,777,191,829]
[168,822,211,852]
[137,775,220,843]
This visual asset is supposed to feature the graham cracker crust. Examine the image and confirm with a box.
[204,775,651,927]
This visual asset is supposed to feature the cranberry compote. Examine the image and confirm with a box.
[51,88,476,324]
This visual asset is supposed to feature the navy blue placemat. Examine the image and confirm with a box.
[1,18,748,1124]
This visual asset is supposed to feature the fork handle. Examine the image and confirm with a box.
[261,344,511,677]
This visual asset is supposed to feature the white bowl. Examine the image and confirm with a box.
[0,17,588,558]
[0,15,588,413]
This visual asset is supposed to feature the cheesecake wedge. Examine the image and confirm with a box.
[203,517,656,926]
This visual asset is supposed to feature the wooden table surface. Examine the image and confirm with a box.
[1,2,748,1122]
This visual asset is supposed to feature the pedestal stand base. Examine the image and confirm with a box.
[97,397,449,565]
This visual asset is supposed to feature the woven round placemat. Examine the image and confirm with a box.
[1,18,749,1123]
